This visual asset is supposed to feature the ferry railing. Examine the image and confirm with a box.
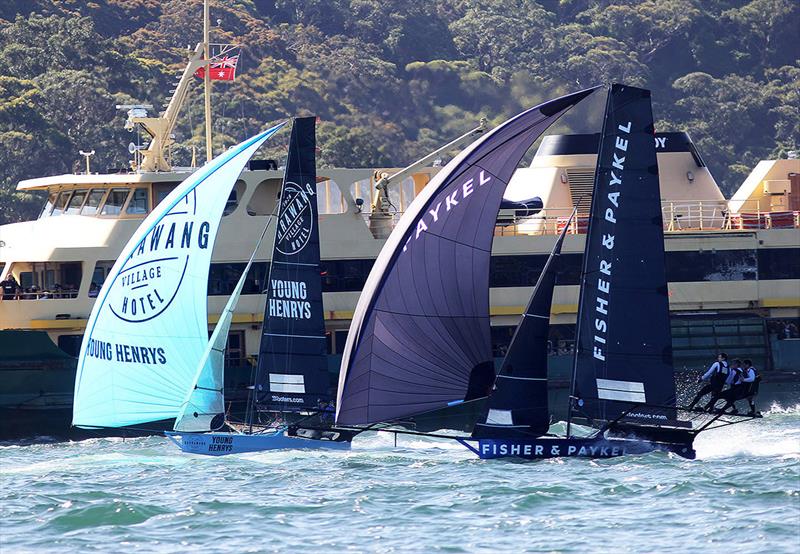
[355,199,799,238]
[490,200,799,237]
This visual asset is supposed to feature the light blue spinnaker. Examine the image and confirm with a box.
[73,122,286,429]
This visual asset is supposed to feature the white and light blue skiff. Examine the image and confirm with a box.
[72,119,355,454]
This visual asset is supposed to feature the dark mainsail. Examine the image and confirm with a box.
[336,88,598,426]
[255,116,330,413]
[570,84,676,424]
[472,211,574,439]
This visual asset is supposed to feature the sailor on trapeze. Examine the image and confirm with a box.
[688,353,732,411]
[717,358,760,416]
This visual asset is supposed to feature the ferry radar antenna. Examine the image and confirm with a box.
[78,150,95,175]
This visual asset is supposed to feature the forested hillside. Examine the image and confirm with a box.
[0,0,797,223]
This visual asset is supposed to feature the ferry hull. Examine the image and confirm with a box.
[165,430,352,456]
[458,436,696,460]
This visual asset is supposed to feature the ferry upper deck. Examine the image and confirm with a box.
[1,133,798,372]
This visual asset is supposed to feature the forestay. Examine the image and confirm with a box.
[571,84,676,424]
[336,88,598,426]
[254,117,330,413]
[472,209,575,439]
[72,123,286,428]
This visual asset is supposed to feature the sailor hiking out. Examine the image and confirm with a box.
[718,359,760,416]
[688,353,730,411]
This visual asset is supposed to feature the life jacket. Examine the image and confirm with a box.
[709,362,728,389]
[742,371,760,397]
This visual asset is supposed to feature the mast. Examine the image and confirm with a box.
[203,0,213,163]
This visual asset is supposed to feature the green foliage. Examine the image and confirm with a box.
[0,0,797,223]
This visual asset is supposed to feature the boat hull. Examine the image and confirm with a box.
[165,430,352,456]
[458,436,696,460]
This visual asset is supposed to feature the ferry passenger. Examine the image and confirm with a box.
[719,359,759,415]
[688,353,728,411]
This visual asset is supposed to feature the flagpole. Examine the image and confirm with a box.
[203,0,213,163]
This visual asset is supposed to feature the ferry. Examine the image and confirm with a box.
[1,20,798,442]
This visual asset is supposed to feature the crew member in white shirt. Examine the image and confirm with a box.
[688,353,729,411]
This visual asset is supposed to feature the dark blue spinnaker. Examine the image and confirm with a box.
[255,116,331,413]
[472,209,574,439]
[570,84,676,424]
[336,88,598,426]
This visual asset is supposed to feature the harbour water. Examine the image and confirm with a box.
[2,405,798,553]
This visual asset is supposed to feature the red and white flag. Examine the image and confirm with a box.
[195,54,239,81]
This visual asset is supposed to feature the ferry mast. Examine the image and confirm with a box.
[122,0,218,172]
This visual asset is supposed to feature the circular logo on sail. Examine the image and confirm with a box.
[276,181,315,256]
[107,194,212,323]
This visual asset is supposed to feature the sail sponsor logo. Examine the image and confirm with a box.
[628,411,668,421]
[480,441,625,458]
[271,395,304,404]
[268,279,312,319]
[402,169,492,252]
[276,182,316,256]
[591,121,631,362]
[109,197,212,323]
[85,338,166,365]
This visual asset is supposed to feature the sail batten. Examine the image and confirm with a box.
[336,88,599,426]
[72,123,286,429]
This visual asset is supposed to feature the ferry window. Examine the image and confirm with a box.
[666,250,757,282]
[317,180,346,214]
[223,181,246,216]
[43,269,56,290]
[101,189,131,216]
[89,261,114,297]
[125,188,149,214]
[758,248,800,280]
[320,260,363,292]
[153,182,180,206]
[400,177,415,211]
[51,191,71,216]
[246,179,281,216]
[59,262,82,296]
[19,271,35,289]
[80,189,107,216]
[350,179,373,210]
[208,262,269,296]
[40,192,57,218]
[65,190,88,215]
[225,331,245,366]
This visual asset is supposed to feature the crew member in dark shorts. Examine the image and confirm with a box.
[688,353,729,411]
[719,359,759,415]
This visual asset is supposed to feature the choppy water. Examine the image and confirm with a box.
[2,405,799,553]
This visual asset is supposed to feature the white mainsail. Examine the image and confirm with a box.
[73,123,286,429]
[173,221,273,432]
